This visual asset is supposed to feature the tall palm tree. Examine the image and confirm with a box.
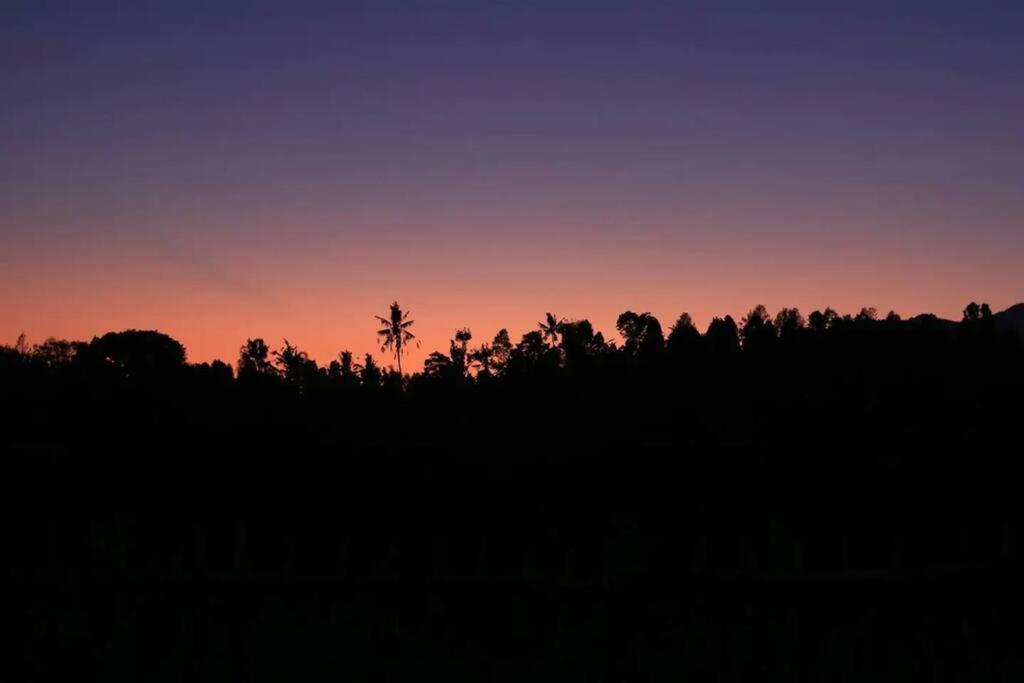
[376,301,416,374]
[538,312,563,347]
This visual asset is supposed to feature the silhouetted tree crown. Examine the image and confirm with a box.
[32,337,76,366]
[559,319,605,363]
[740,305,776,352]
[273,340,319,391]
[667,313,700,355]
[616,311,664,357]
[360,353,383,388]
[808,308,839,333]
[376,301,416,374]
[706,316,740,353]
[91,330,186,373]
[538,313,564,348]
[774,308,805,344]
[239,338,274,378]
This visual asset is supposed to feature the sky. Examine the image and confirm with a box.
[2,0,1022,369]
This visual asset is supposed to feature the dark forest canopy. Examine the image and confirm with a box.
[4,298,1022,467]
[5,301,1024,680]
[3,301,1022,388]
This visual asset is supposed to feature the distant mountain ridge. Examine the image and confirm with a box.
[994,303,1024,336]
[906,303,1024,337]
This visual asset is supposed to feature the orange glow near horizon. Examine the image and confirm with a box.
[3,223,1021,371]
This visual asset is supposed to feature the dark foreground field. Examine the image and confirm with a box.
[3,308,1024,680]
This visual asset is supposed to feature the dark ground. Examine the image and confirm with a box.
[3,312,1023,680]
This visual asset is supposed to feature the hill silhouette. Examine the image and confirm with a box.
[995,302,1024,336]
[2,300,1023,680]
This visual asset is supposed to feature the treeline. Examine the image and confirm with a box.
[2,299,1022,470]
[4,301,1024,680]
[2,301,1019,392]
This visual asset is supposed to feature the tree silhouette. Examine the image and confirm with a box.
[512,330,547,370]
[489,329,513,374]
[538,313,564,348]
[667,313,700,356]
[855,307,878,323]
[424,329,474,380]
[469,342,496,377]
[451,329,472,376]
[376,301,417,374]
[960,301,996,344]
[91,330,186,373]
[706,315,740,353]
[32,338,75,366]
[558,319,586,361]
[239,338,275,378]
[559,319,606,364]
[360,353,383,388]
[273,339,317,390]
[616,311,664,357]
[209,359,233,381]
[423,350,452,377]
[14,333,29,355]
[338,350,355,374]
[774,308,805,344]
[330,350,359,386]
[740,305,776,352]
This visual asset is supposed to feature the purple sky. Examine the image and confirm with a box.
[2,1,1022,366]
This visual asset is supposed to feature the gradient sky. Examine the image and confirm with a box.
[2,0,1022,369]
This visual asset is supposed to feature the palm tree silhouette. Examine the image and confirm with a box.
[538,312,564,347]
[376,301,417,374]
